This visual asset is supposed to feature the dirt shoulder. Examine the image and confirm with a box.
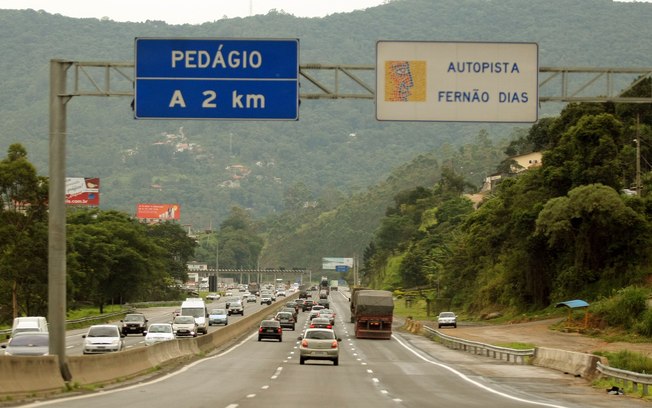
[421,318,652,356]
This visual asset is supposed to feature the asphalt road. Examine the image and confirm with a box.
[15,291,649,408]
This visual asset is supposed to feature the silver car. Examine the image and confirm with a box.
[82,325,125,354]
[172,315,198,337]
[2,332,49,356]
[437,311,457,328]
[208,308,228,326]
[298,328,341,366]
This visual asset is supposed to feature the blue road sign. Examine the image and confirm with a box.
[134,38,299,120]
[336,265,349,272]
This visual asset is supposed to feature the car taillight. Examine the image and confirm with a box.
[301,340,308,347]
[310,324,315,328]
[327,325,332,329]
[277,327,282,333]
[331,341,338,349]
[259,327,263,333]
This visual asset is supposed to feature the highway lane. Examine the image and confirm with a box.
[62,296,280,355]
[18,292,650,408]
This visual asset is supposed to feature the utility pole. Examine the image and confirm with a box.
[636,113,642,196]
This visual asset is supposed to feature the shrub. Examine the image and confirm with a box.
[635,308,652,337]
[589,286,648,329]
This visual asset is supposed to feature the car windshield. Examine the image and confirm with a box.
[174,316,195,324]
[148,325,172,333]
[261,320,279,327]
[87,327,118,337]
[181,307,205,318]
[305,330,335,340]
[124,315,144,322]
[10,334,48,346]
[211,309,226,315]
[440,312,455,318]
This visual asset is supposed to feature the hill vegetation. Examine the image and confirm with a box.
[1,1,652,321]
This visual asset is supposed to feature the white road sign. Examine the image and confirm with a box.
[376,41,538,123]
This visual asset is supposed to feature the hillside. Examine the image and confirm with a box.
[0,0,651,233]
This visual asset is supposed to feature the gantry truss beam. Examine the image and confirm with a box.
[61,61,652,103]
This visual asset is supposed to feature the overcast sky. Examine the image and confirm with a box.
[0,0,392,24]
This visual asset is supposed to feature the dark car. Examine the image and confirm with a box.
[317,298,330,309]
[120,313,148,336]
[281,307,298,321]
[301,299,315,312]
[295,299,306,309]
[285,301,299,313]
[275,311,296,330]
[258,319,282,342]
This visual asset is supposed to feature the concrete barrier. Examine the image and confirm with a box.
[532,347,602,379]
[0,355,65,396]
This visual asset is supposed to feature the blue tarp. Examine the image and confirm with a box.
[555,299,589,309]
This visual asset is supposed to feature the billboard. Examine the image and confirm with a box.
[136,203,180,220]
[65,177,100,206]
[322,257,354,270]
[376,41,539,123]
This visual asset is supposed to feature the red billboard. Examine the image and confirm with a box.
[65,177,100,206]
[136,203,180,220]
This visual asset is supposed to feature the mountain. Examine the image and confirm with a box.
[0,0,651,232]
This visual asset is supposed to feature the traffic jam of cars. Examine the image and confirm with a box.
[2,283,353,364]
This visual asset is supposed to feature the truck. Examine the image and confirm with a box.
[352,290,394,340]
[248,282,260,296]
[330,280,339,291]
[320,276,329,295]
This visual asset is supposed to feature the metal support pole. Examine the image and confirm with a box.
[636,113,642,196]
[49,59,72,381]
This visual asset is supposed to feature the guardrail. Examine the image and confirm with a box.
[597,361,652,396]
[422,325,535,364]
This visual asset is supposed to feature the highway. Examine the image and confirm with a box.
[62,295,273,355]
[17,291,650,408]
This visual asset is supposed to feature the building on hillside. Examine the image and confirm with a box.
[472,151,543,207]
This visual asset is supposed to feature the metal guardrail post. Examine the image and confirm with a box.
[596,361,652,396]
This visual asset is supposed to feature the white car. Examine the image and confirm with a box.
[437,312,457,328]
[82,325,125,354]
[206,293,221,301]
[298,328,341,366]
[144,323,175,346]
[172,315,198,337]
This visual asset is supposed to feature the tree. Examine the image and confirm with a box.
[0,144,48,319]
[535,184,651,299]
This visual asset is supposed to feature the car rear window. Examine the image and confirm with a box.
[305,330,335,340]
[261,320,280,327]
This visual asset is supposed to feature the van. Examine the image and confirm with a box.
[180,298,208,334]
[10,316,48,338]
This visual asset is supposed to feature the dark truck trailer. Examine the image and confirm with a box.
[353,290,394,340]
[298,284,309,299]
[349,287,369,323]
